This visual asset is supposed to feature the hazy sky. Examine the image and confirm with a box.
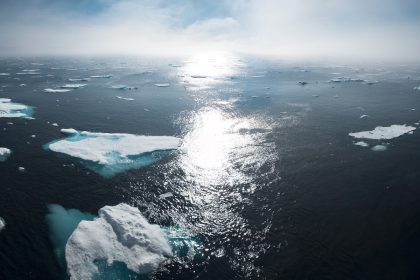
[1,0,420,61]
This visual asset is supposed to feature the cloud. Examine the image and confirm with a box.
[0,0,419,61]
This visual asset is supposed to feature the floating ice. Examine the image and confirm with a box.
[154,83,170,87]
[372,145,387,151]
[44,88,72,93]
[90,75,112,79]
[298,81,308,86]
[18,167,25,172]
[413,86,420,90]
[0,147,12,161]
[330,77,366,83]
[68,78,90,82]
[60,84,87,89]
[111,85,137,90]
[360,114,369,119]
[0,217,5,232]
[349,125,416,140]
[0,98,33,119]
[159,192,173,199]
[45,129,181,177]
[190,75,207,79]
[0,73,10,76]
[65,203,172,280]
[116,96,134,101]
[354,141,369,147]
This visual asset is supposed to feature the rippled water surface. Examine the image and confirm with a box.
[1,54,420,279]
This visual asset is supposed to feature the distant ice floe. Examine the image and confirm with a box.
[0,98,33,119]
[68,78,90,82]
[360,114,369,119]
[16,69,40,75]
[154,83,170,87]
[413,86,420,90]
[116,96,134,101]
[44,88,72,93]
[0,147,12,161]
[60,84,87,89]
[0,217,5,232]
[65,203,172,280]
[329,77,366,83]
[111,85,137,90]
[0,73,10,76]
[46,203,201,280]
[90,75,112,79]
[45,129,181,177]
[349,124,416,140]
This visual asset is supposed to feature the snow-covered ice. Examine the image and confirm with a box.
[0,98,33,119]
[45,128,181,176]
[349,125,416,140]
[154,83,170,87]
[90,75,112,79]
[330,77,366,83]
[0,217,5,232]
[0,147,12,161]
[65,203,172,280]
[68,78,90,82]
[354,141,369,147]
[372,145,387,152]
[116,96,135,101]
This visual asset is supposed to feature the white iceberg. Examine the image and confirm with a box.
[65,203,172,280]
[45,129,181,177]
[0,98,33,119]
[0,147,11,161]
[349,124,416,140]
[60,84,87,89]
[372,145,387,151]
[44,88,72,93]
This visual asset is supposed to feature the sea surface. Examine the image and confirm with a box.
[1,54,420,279]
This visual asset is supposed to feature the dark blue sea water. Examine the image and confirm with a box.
[1,54,420,279]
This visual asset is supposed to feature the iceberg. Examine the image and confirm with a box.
[60,84,87,89]
[0,98,34,119]
[0,147,11,161]
[349,124,416,140]
[354,141,369,147]
[45,129,181,177]
[44,88,72,93]
[65,203,172,280]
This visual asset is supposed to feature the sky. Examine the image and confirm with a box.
[1,0,420,61]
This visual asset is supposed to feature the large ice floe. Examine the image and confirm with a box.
[349,124,416,140]
[45,129,181,177]
[0,147,12,161]
[0,98,33,118]
[46,203,202,280]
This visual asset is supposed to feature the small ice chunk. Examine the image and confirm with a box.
[19,84,26,87]
[330,77,366,83]
[0,147,11,161]
[154,83,170,87]
[349,124,416,140]
[18,167,25,172]
[354,141,369,147]
[90,75,112,79]
[44,88,72,93]
[52,123,59,127]
[360,114,369,119]
[159,192,173,199]
[371,145,387,152]
[111,85,137,90]
[0,217,5,232]
[60,84,87,89]
[65,203,172,280]
[0,73,10,76]
[190,75,207,79]
[298,81,308,86]
[413,86,420,90]
[116,96,135,101]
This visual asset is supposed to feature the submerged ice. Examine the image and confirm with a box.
[45,129,181,177]
[349,125,416,140]
[0,98,33,119]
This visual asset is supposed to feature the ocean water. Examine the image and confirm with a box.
[1,54,420,279]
